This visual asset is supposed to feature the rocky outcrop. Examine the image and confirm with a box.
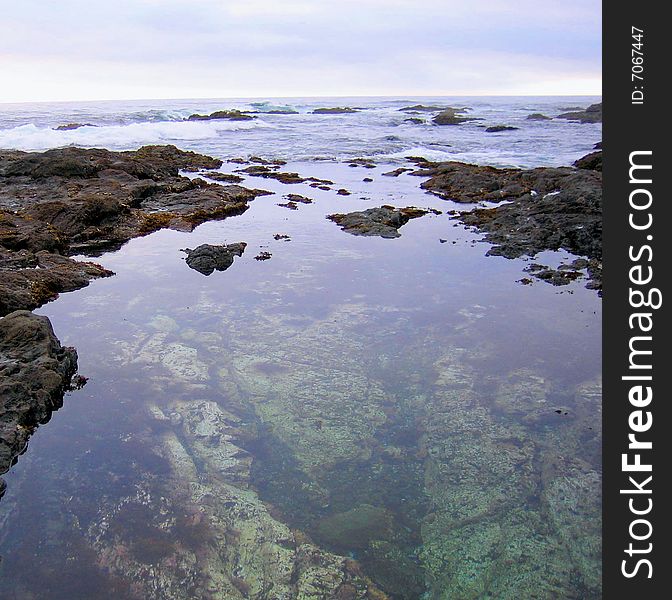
[557,102,602,123]
[54,123,96,131]
[181,242,246,275]
[0,248,113,316]
[526,113,551,121]
[413,153,602,290]
[573,151,602,171]
[328,206,431,238]
[186,110,255,121]
[0,145,265,316]
[432,108,477,126]
[0,311,78,496]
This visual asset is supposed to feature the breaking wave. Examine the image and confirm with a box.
[0,119,269,152]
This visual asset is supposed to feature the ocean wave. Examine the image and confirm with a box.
[0,119,269,152]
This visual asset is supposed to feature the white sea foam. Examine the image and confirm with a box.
[0,119,268,152]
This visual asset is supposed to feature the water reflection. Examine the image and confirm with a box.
[0,162,601,598]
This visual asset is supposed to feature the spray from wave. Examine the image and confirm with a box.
[0,119,269,152]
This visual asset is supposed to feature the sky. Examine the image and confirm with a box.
[0,0,601,103]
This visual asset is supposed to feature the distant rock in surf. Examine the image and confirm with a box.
[312,107,360,114]
[485,125,519,133]
[432,109,478,126]
[54,123,97,131]
[187,110,255,121]
[556,103,602,123]
[526,113,552,121]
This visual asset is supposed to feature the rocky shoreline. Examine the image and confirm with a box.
[0,144,270,498]
[0,141,601,597]
[0,311,79,497]
[0,145,266,316]
[410,149,603,290]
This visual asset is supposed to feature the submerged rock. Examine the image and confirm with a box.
[485,125,519,132]
[327,206,429,238]
[0,311,78,496]
[181,242,246,275]
[557,102,602,123]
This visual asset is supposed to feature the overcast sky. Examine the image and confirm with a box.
[0,0,601,103]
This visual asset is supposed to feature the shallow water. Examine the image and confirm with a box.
[0,98,601,599]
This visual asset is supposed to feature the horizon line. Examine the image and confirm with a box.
[0,93,604,107]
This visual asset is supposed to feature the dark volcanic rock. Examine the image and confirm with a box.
[0,310,78,496]
[526,113,552,121]
[399,105,453,113]
[0,248,113,317]
[181,242,246,275]
[200,172,245,184]
[423,153,603,290]
[382,168,412,177]
[485,125,519,133]
[284,194,313,204]
[54,123,96,131]
[557,103,602,123]
[312,107,360,114]
[187,110,255,121]
[0,145,264,314]
[327,206,429,238]
[432,109,477,126]
[573,151,602,171]
[403,118,425,125]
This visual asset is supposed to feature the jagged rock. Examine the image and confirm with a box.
[186,110,255,121]
[432,108,479,126]
[328,206,429,238]
[181,243,246,275]
[414,153,602,290]
[0,146,265,314]
[54,123,96,131]
[574,151,602,171]
[557,103,602,123]
[0,310,78,496]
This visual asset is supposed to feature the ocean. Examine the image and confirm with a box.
[0,96,602,599]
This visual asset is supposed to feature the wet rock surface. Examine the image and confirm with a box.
[557,102,602,123]
[0,311,78,496]
[181,242,246,275]
[413,153,602,290]
[0,145,264,315]
[432,108,478,126]
[485,125,519,133]
[186,110,255,121]
[328,206,430,238]
[526,113,551,121]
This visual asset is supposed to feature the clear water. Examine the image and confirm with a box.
[0,97,601,599]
